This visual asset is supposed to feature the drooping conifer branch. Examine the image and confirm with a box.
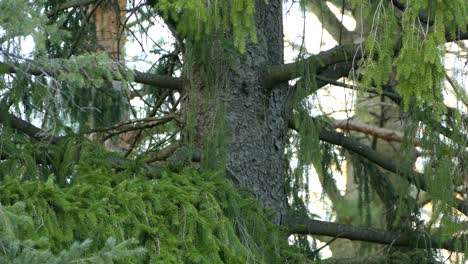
[0,61,183,91]
[266,28,467,89]
[46,0,97,17]
[389,0,468,41]
[288,118,468,216]
[286,217,467,252]
[320,128,468,216]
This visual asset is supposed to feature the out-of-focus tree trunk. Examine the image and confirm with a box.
[93,0,134,150]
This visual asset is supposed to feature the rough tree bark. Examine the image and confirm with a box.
[183,0,289,224]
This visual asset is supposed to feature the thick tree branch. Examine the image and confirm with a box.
[265,44,362,85]
[133,70,183,91]
[0,111,62,144]
[266,22,466,87]
[286,217,467,252]
[316,75,401,103]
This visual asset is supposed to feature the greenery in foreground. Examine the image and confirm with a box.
[0,140,306,263]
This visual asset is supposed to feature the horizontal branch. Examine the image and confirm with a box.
[0,111,170,176]
[101,114,176,141]
[286,217,467,252]
[266,44,361,85]
[133,70,183,91]
[267,20,467,87]
[0,61,183,91]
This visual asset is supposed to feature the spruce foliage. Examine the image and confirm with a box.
[0,141,304,263]
[1,0,467,262]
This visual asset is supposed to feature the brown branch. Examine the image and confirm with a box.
[286,217,467,252]
[445,72,468,108]
[133,70,183,91]
[315,74,467,142]
[318,128,427,189]
[332,119,417,145]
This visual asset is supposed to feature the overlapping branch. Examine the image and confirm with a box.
[332,119,413,145]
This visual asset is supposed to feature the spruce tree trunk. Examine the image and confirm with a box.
[183,0,289,224]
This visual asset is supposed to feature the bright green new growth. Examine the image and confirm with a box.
[0,140,304,263]
[357,0,467,115]
[156,0,257,53]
